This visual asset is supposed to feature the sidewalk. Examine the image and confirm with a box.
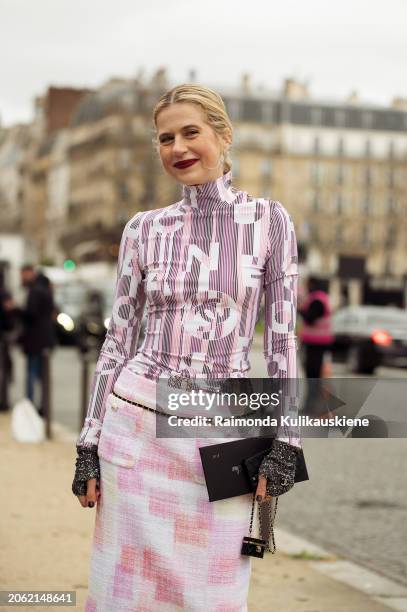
[0,411,403,612]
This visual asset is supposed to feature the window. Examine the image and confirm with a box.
[260,159,272,179]
[117,179,129,202]
[262,102,273,123]
[311,162,323,186]
[365,139,372,157]
[387,196,397,213]
[306,222,318,242]
[335,224,343,245]
[313,136,320,155]
[300,220,311,241]
[117,209,128,224]
[311,108,323,125]
[387,168,395,189]
[311,191,320,212]
[362,226,369,247]
[242,100,262,122]
[337,164,345,185]
[335,110,346,127]
[385,227,394,249]
[364,166,372,187]
[338,137,345,156]
[384,254,392,276]
[227,100,241,121]
[119,149,131,170]
[362,112,373,129]
[388,141,395,159]
[362,197,371,215]
[335,193,343,214]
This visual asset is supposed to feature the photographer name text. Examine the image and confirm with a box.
[166,415,370,428]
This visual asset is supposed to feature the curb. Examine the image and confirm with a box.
[275,527,407,611]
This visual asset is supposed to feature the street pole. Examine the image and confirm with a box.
[41,349,51,439]
[80,350,90,431]
[0,340,8,412]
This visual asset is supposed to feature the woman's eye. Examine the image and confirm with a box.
[159,131,198,144]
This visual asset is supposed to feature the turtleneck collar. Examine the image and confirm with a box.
[181,170,237,212]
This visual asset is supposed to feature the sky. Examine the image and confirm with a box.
[1,0,406,126]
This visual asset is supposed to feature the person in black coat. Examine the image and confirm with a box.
[19,265,56,414]
[0,288,17,411]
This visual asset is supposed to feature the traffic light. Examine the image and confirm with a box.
[63,259,76,272]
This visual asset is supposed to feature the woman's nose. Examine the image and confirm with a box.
[172,137,188,155]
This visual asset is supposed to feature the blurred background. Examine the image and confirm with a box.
[1,0,407,600]
[0,2,406,346]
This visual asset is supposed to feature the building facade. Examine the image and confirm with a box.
[1,74,406,306]
[222,81,407,307]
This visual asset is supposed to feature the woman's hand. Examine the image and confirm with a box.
[72,445,100,506]
[76,478,101,508]
[255,475,273,503]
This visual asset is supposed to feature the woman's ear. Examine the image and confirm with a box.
[223,134,232,149]
[217,132,231,152]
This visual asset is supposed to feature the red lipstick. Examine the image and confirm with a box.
[173,159,199,169]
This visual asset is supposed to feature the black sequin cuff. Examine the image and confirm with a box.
[258,439,299,497]
[72,445,100,496]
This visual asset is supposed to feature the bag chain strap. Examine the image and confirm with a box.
[248,490,278,554]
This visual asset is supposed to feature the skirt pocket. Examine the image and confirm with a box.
[98,394,142,468]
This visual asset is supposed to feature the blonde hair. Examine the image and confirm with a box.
[152,83,233,173]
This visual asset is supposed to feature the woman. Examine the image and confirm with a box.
[72,83,300,611]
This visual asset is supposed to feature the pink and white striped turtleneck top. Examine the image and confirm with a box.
[77,170,300,448]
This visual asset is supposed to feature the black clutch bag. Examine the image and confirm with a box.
[243,448,274,488]
[199,437,308,502]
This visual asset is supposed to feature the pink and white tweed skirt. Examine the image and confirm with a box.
[85,393,253,611]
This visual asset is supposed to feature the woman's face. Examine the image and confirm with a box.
[155,102,229,186]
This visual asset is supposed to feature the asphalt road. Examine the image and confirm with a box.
[250,346,407,587]
[9,344,407,587]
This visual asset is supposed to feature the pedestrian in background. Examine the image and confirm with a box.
[298,276,334,378]
[18,265,56,416]
[0,288,17,411]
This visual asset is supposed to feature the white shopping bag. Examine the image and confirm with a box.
[11,398,45,443]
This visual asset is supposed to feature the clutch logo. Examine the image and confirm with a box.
[232,465,241,476]
[211,452,220,459]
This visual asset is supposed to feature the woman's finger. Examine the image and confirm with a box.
[255,476,273,503]
[75,479,100,508]
[255,475,267,502]
[78,494,88,508]
[86,478,97,507]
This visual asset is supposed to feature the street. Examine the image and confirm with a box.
[9,343,407,588]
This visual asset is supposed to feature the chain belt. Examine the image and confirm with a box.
[111,389,255,424]
[112,390,177,418]
[111,390,221,423]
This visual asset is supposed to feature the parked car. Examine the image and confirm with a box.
[53,282,87,345]
[76,284,147,353]
[331,305,407,374]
